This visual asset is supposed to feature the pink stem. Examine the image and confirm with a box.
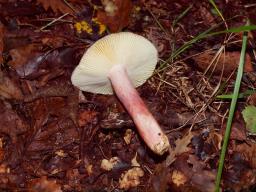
[108,64,169,155]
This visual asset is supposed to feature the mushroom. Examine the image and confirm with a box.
[71,32,169,155]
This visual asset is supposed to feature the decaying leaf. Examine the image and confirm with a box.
[100,157,120,171]
[27,176,62,192]
[235,142,256,169]
[171,154,215,192]
[78,110,98,127]
[37,0,74,14]
[9,43,43,78]
[97,0,133,32]
[193,51,253,74]
[119,167,144,190]
[124,129,133,144]
[247,93,256,106]
[131,153,140,167]
[242,105,256,134]
[166,131,194,166]
[0,23,4,64]
[0,70,23,100]
[171,170,187,187]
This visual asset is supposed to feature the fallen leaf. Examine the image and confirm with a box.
[0,23,4,64]
[171,154,215,192]
[9,44,43,78]
[97,0,133,32]
[101,157,120,171]
[131,153,140,167]
[150,163,168,192]
[78,110,98,127]
[166,131,194,166]
[0,100,27,143]
[27,176,62,192]
[193,51,253,74]
[171,170,187,187]
[119,167,144,190]
[242,106,256,134]
[37,0,74,14]
[247,93,256,106]
[0,70,23,100]
[234,142,256,169]
[124,129,133,144]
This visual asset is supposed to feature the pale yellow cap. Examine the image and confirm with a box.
[71,32,158,94]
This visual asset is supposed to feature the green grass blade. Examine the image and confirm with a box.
[209,0,226,28]
[172,5,193,28]
[214,31,248,192]
[216,89,256,99]
[167,25,256,63]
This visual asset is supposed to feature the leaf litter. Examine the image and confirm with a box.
[0,0,256,191]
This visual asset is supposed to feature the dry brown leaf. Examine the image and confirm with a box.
[0,100,28,143]
[100,157,120,171]
[166,131,193,166]
[9,43,43,78]
[0,23,4,64]
[97,0,133,32]
[0,70,23,100]
[27,176,62,192]
[37,0,74,14]
[171,170,187,187]
[172,154,215,192]
[119,167,144,190]
[235,142,256,169]
[247,93,256,106]
[193,51,253,74]
[124,129,133,144]
[78,110,98,127]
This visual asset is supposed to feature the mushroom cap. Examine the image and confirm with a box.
[71,32,158,94]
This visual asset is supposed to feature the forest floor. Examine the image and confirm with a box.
[0,0,256,191]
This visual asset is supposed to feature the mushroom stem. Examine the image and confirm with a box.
[108,64,170,155]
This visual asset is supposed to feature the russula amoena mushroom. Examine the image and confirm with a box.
[71,32,170,155]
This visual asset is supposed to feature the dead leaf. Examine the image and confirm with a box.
[78,110,98,127]
[37,0,74,14]
[171,170,187,187]
[9,44,43,78]
[193,51,253,74]
[101,157,120,171]
[0,70,23,100]
[131,153,140,167]
[0,23,4,64]
[119,167,144,190]
[166,131,194,166]
[171,154,215,192]
[247,93,256,106]
[124,129,133,144]
[27,176,62,192]
[97,0,133,32]
[0,100,27,143]
[235,142,256,169]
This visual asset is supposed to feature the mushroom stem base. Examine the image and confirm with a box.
[108,64,170,155]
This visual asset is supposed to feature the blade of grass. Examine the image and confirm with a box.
[216,89,256,99]
[209,0,228,29]
[172,5,193,28]
[214,30,248,192]
[166,24,256,63]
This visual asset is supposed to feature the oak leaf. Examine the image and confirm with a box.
[37,0,74,14]
[166,131,193,166]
